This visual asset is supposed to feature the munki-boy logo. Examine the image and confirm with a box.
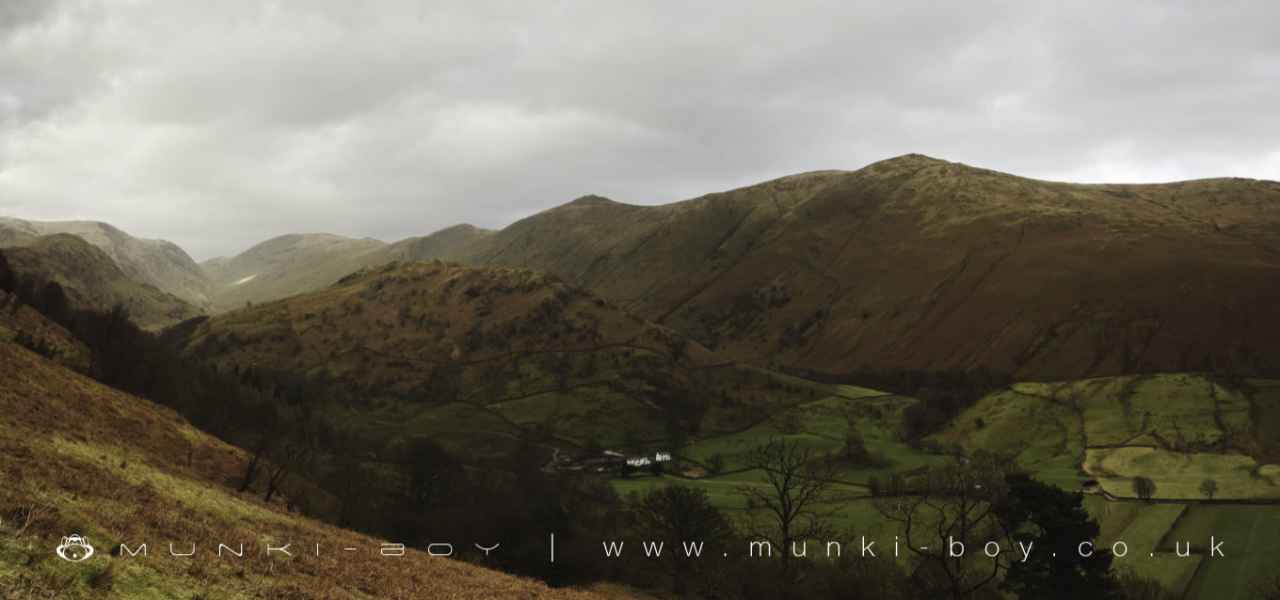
[56,534,95,562]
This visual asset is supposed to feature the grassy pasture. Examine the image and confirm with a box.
[1083,498,1280,600]
[609,372,1280,600]
[1083,496,1145,543]
[1058,376,1141,445]
[947,374,1280,500]
[676,391,944,482]
[1084,447,1280,500]
[607,389,945,542]
[1114,503,1186,553]
[1093,503,1201,597]
[1177,505,1280,600]
[1126,375,1224,446]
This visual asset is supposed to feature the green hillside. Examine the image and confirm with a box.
[2,235,202,329]
[171,261,829,463]
[185,156,1280,381]
[447,155,1280,381]
[0,216,211,309]
[202,226,491,312]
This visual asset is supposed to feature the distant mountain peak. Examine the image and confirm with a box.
[864,153,951,171]
[434,223,490,235]
[565,194,619,206]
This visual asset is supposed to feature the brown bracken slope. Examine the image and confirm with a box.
[451,154,1280,380]
[0,331,614,599]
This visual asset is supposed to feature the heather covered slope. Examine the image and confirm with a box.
[0,288,90,371]
[2,235,202,329]
[452,155,1280,379]
[169,261,829,459]
[0,217,211,309]
[0,339,611,599]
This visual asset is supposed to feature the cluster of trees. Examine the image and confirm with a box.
[0,253,71,325]
[609,439,1168,600]
[0,251,10,292]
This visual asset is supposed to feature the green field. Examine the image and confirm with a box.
[677,392,944,483]
[607,387,946,548]
[602,372,1280,599]
[1085,447,1280,500]
[1173,505,1280,600]
[944,374,1280,501]
[1106,503,1203,592]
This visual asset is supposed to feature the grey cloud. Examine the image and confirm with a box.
[1,0,1278,260]
[0,0,62,35]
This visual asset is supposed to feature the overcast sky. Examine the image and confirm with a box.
[2,1,1278,260]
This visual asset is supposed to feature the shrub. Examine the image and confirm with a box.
[1132,476,1157,502]
[707,453,726,475]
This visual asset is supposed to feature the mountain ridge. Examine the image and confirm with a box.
[0,216,212,308]
[201,226,492,310]
[12,154,1280,378]
[443,154,1280,379]
[1,234,202,328]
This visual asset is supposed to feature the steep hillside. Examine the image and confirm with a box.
[202,233,387,312]
[376,224,493,263]
[171,261,829,459]
[450,155,1280,380]
[203,226,490,312]
[2,235,202,329]
[0,217,211,309]
[0,340,611,599]
[0,288,91,371]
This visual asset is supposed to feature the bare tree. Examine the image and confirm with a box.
[238,436,271,493]
[738,437,837,591]
[633,485,735,595]
[263,441,312,504]
[873,451,1014,600]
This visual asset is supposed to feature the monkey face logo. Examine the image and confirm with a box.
[55,534,95,562]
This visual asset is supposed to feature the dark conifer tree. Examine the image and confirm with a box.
[999,473,1120,600]
[0,250,14,293]
[40,280,70,324]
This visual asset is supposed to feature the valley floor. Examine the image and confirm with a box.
[607,372,1280,600]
